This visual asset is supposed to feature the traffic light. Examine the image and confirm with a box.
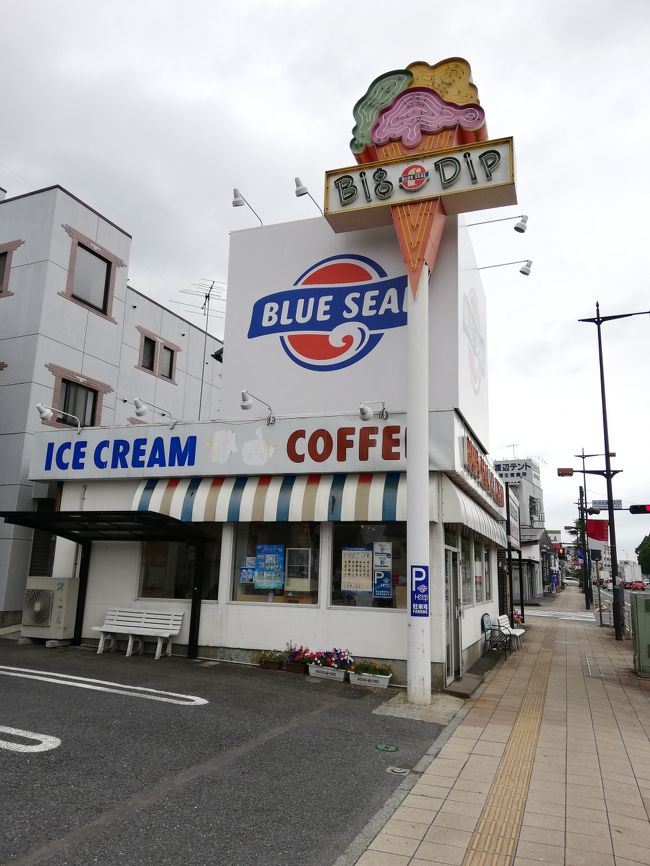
[629,504,650,514]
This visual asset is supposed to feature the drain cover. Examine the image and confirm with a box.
[387,766,409,775]
[376,743,398,752]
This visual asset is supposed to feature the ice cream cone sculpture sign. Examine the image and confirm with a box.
[324,58,518,292]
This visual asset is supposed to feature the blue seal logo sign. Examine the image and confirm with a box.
[247,254,408,371]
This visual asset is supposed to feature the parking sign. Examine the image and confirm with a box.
[410,565,429,617]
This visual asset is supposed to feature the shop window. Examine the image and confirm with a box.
[474,542,484,603]
[444,526,459,548]
[61,379,97,427]
[139,532,221,600]
[461,537,473,605]
[72,244,110,312]
[485,550,492,601]
[231,522,319,604]
[331,522,407,609]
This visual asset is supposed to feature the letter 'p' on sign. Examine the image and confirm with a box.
[410,565,429,618]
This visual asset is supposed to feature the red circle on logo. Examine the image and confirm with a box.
[399,164,429,192]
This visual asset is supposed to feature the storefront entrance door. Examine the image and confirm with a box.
[445,548,462,684]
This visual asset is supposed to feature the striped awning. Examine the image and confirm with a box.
[132,473,407,523]
[442,477,507,547]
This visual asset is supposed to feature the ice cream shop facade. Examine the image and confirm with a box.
[6,57,517,690]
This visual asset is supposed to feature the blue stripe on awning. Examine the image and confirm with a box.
[137,479,158,512]
[328,474,347,521]
[227,476,248,522]
[276,475,296,521]
[181,477,203,522]
[382,472,400,521]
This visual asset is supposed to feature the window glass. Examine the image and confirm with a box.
[142,336,156,371]
[160,345,174,379]
[72,244,109,311]
[444,526,458,548]
[332,522,406,609]
[140,541,194,599]
[231,522,319,604]
[0,252,6,290]
[139,530,222,600]
[61,379,97,426]
[461,537,473,605]
[474,541,484,603]
[485,549,492,601]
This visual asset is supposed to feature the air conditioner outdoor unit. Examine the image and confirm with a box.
[630,592,650,677]
[22,577,79,640]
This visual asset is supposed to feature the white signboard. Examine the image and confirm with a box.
[324,138,515,232]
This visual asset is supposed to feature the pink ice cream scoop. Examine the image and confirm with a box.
[371,87,485,149]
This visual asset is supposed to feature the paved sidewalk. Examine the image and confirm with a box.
[356,587,650,866]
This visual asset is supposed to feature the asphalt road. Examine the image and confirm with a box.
[0,639,446,866]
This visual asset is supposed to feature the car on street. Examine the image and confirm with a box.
[564,577,579,586]
[629,580,645,591]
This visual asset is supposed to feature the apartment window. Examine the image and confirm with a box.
[142,336,156,371]
[137,326,180,383]
[0,239,24,296]
[61,379,97,426]
[160,345,174,379]
[71,244,110,311]
[61,225,125,321]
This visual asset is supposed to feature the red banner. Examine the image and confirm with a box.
[587,519,609,542]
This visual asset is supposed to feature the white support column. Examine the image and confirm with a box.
[407,266,432,704]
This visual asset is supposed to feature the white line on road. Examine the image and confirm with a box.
[0,725,60,753]
[0,666,208,705]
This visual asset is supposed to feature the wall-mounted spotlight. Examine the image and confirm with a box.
[478,259,533,276]
[133,398,178,429]
[232,188,263,225]
[211,347,224,363]
[467,214,529,233]
[359,400,389,421]
[35,402,82,434]
[294,177,324,215]
[241,388,275,425]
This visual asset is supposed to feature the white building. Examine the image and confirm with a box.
[2,212,507,688]
[0,185,222,625]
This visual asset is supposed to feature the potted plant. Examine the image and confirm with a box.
[282,641,309,673]
[305,648,353,682]
[258,649,284,670]
[349,659,392,689]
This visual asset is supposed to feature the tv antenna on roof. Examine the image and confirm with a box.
[506,442,519,458]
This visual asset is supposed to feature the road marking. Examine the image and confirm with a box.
[0,666,208,706]
[0,725,60,753]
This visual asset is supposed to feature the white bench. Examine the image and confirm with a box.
[92,608,184,660]
[498,614,525,649]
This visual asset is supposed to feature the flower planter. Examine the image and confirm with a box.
[307,665,347,682]
[283,661,308,674]
[259,659,282,670]
[349,672,392,690]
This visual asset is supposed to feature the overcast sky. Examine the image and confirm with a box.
[3,0,650,561]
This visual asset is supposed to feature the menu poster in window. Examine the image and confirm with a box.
[341,547,372,592]
[373,541,392,569]
[373,569,392,598]
[254,544,285,590]
[239,567,255,584]
[285,548,313,592]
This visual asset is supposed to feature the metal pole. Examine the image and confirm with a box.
[596,560,603,626]
[594,303,622,640]
[198,281,215,421]
[406,267,431,703]
[518,548,525,624]
[579,486,591,609]
[505,484,514,627]
[580,449,594,609]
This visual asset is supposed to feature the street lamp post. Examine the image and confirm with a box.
[579,302,650,640]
